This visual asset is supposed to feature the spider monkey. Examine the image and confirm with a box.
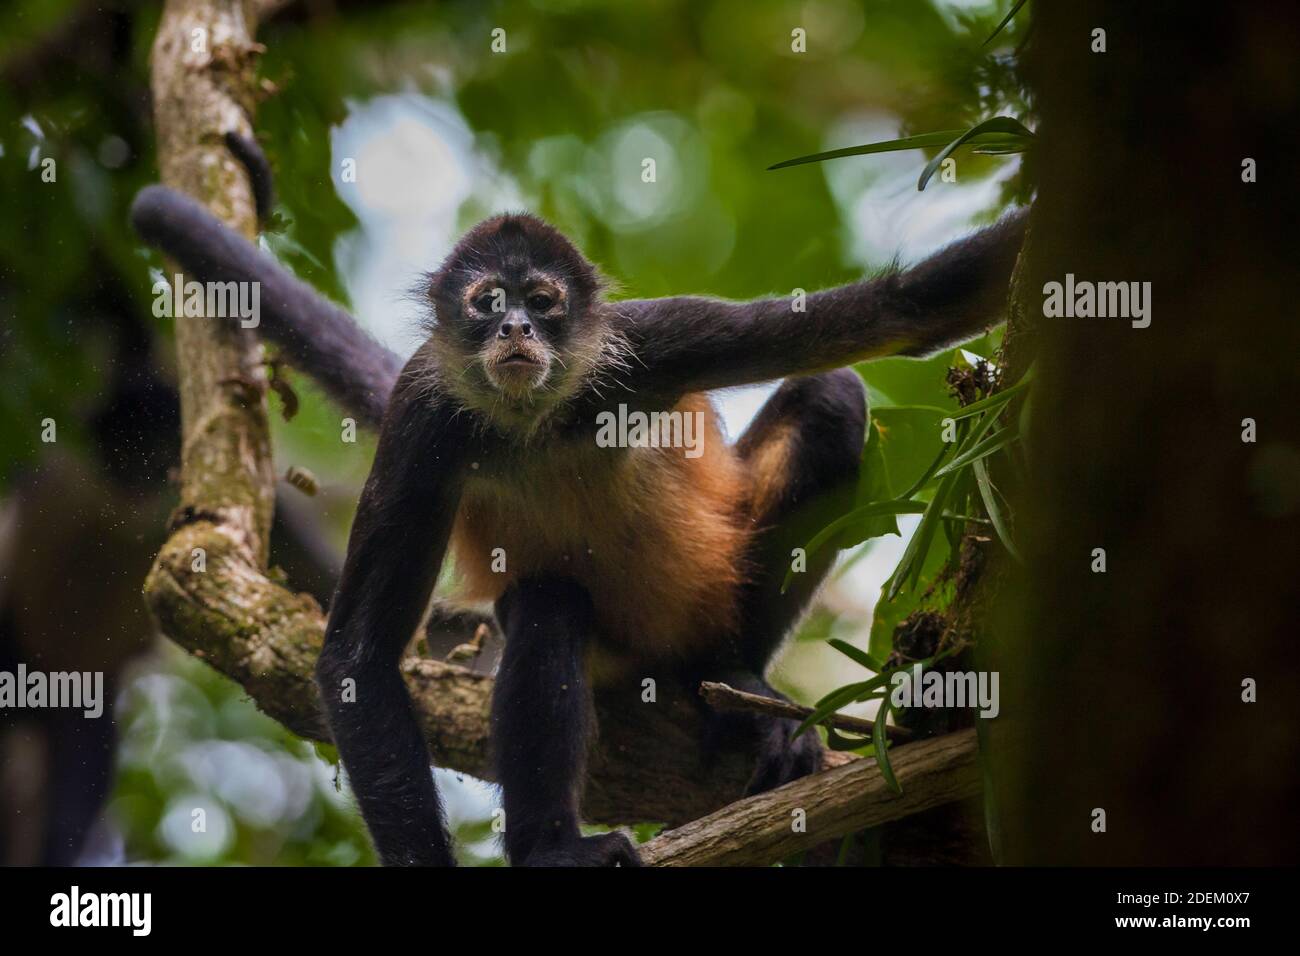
[130,148,1027,866]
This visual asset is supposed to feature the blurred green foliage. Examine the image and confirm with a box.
[1,0,1027,864]
[111,645,377,865]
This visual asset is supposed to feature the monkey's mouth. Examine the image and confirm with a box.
[484,345,551,394]
[498,353,540,367]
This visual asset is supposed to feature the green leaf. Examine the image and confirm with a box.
[769,129,1030,171]
[871,405,951,501]
[873,693,903,795]
[899,441,951,502]
[942,466,975,553]
[917,117,1035,191]
[866,519,956,663]
[972,143,1032,156]
[887,469,959,600]
[780,499,925,593]
[983,0,1030,47]
[1018,387,1033,438]
[975,717,1003,863]
[933,423,1019,477]
[769,130,965,170]
[868,403,952,416]
[946,374,1033,420]
[835,833,856,866]
[796,669,900,737]
[852,419,902,537]
[973,458,1023,562]
[803,681,877,730]
[795,681,873,738]
[825,726,874,752]
[828,638,886,673]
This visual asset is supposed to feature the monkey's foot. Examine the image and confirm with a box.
[700,695,826,797]
[520,831,643,867]
[744,713,824,796]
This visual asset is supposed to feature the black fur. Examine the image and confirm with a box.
[313,358,474,866]
[613,208,1028,400]
[696,369,867,793]
[129,185,402,427]
[425,212,602,332]
[129,180,1027,867]
[223,131,275,223]
[491,576,640,866]
[733,369,869,671]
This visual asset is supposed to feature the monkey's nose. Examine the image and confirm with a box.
[498,319,534,339]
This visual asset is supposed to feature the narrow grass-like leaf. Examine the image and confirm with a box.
[898,441,952,501]
[796,680,878,737]
[933,424,1018,477]
[973,458,1023,562]
[769,131,962,170]
[942,513,990,526]
[983,0,1029,47]
[828,638,886,673]
[972,143,1031,156]
[873,693,903,795]
[887,469,958,600]
[835,833,855,866]
[802,654,943,741]
[826,726,873,752]
[975,716,1003,863]
[943,468,974,552]
[947,374,1033,419]
[796,667,902,737]
[780,499,925,593]
[870,403,952,415]
[918,117,1035,191]
[769,130,1028,171]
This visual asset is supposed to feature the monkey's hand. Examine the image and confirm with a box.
[519,831,643,867]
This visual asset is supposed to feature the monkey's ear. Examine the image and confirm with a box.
[420,268,451,304]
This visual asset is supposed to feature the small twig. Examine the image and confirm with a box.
[700,681,915,743]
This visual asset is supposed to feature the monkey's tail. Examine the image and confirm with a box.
[886,206,1031,358]
[130,184,402,429]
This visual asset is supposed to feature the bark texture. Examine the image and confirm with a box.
[989,1,1300,864]
[641,730,980,866]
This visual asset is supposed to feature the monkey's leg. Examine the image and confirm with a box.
[703,368,868,794]
[491,576,641,867]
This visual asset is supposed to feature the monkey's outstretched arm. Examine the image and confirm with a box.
[616,208,1028,398]
[315,360,471,866]
[130,185,402,428]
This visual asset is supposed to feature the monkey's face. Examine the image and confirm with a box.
[459,274,569,398]
[425,214,609,424]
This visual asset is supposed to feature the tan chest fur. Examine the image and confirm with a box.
[448,395,752,675]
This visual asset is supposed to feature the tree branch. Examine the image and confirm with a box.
[640,729,980,866]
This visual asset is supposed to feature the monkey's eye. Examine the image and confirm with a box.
[473,293,497,313]
[527,292,555,312]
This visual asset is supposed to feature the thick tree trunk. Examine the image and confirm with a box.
[989,1,1300,864]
